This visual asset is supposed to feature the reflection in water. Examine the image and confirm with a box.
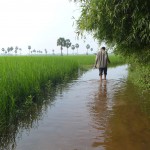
[0,71,81,150]
[0,90,56,150]
[90,81,108,148]
[88,79,127,149]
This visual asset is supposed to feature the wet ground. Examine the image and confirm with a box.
[1,65,150,150]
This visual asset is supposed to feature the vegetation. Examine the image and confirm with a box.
[71,45,75,54]
[65,39,72,55]
[57,37,66,56]
[73,0,150,90]
[75,43,79,54]
[86,44,90,55]
[28,45,31,55]
[0,56,79,128]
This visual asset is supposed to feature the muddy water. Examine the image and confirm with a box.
[2,65,150,150]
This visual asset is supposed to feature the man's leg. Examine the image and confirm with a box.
[100,75,102,81]
[104,67,107,80]
[99,68,103,81]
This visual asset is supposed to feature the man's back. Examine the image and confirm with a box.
[96,50,109,68]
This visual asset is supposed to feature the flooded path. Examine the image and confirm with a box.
[2,65,150,150]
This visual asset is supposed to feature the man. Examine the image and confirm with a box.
[94,47,110,81]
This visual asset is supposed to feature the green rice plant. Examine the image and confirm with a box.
[108,54,125,67]
[0,56,79,126]
[0,55,125,129]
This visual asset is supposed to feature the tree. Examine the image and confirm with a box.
[15,46,18,55]
[33,49,36,54]
[7,47,11,54]
[73,0,150,62]
[19,48,22,55]
[52,49,55,55]
[65,39,72,55]
[10,46,13,54]
[90,48,93,52]
[75,43,79,54]
[28,45,31,55]
[86,44,90,55]
[57,37,66,56]
[71,45,75,55]
[1,48,5,54]
[45,49,47,54]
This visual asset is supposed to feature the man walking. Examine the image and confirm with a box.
[94,47,110,81]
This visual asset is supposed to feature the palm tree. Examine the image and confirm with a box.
[57,37,66,56]
[52,49,55,55]
[28,45,31,55]
[15,46,18,55]
[19,48,22,55]
[71,45,75,55]
[65,39,71,55]
[33,49,36,54]
[1,48,5,54]
[75,43,79,54]
[7,47,10,54]
[86,44,90,55]
[45,49,47,55]
[10,46,14,54]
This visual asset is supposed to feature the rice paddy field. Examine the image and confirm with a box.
[0,55,124,130]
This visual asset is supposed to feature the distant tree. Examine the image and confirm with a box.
[1,48,5,54]
[15,46,18,55]
[65,39,71,55]
[7,47,11,54]
[86,44,90,55]
[10,46,14,54]
[33,49,36,54]
[71,45,75,55]
[52,49,55,55]
[57,37,66,56]
[19,48,22,55]
[28,45,31,55]
[90,48,93,52]
[45,49,47,54]
[75,43,79,54]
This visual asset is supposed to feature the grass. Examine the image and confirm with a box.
[0,56,79,126]
[0,55,125,128]
[108,54,125,67]
[128,64,150,91]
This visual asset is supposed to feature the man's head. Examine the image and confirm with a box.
[101,47,105,51]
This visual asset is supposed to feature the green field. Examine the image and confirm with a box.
[0,55,124,128]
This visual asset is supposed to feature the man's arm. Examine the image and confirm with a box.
[94,54,98,68]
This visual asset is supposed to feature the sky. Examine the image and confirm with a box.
[0,0,101,55]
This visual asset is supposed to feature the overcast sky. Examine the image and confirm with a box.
[0,0,100,55]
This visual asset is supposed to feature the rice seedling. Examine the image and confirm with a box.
[0,55,125,129]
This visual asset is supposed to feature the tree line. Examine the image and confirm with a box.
[1,39,94,55]
[57,37,93,55]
